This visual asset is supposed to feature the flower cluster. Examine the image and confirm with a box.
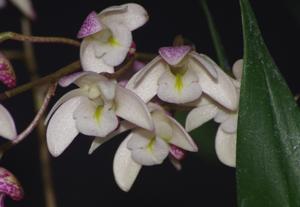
[42,3,242,191]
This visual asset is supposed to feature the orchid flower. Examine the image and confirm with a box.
[0,0,35,19]
[185,59,243,167]
[45,72,153,157]
[109,103,198,192]
[126,45,238,111]
[0,167,23,207]
[78,3,149,73]
[0,104,17,140]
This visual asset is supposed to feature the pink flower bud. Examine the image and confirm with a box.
[0,167,24,207]
[169,144,186,161]
[0,53,16,88]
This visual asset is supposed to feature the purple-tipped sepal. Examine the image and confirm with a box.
[77,11,103,39]
[158,46,191,66]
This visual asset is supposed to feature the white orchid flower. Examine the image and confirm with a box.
[110,103,198,192]
[45,72,153,157]
[185,59,243,167]
[78,3,149,73]
[0,104,17,140]
[126,45,238,111]
[0,0,35,19]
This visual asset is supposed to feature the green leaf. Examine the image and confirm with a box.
[199,0,230,71]
[237,0,300,206]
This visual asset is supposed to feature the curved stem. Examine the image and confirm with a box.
[13,83,57,144]
[0,60,81,101]
[0,32,80,47]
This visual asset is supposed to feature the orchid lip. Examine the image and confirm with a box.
[159,46,191,66]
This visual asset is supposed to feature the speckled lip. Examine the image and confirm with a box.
[158,46,191,66]
[77,11,103,38]
[0,167,24,201]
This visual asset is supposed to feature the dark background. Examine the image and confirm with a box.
[1,0,300,206]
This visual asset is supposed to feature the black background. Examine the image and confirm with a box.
[1,0,300,206]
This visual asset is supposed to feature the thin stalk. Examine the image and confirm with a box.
[200,0,230,71]
[21,18,57,207]
[0,32,80,47]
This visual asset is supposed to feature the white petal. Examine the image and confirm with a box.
[97,78,116,101]
[113,134,142,192]
[189,52,218,79]
[232,59,243,81]
[220,113,238,134]
[166,115,198,152]
[128,129,169,166]
[151,111,172,140]
[115,85,153,131]
[0,104,17,140]
[80,38,114,73]
[214,109,230,123]
[10,0,35,19]
[45,89,86,124]
[126,57,166,102]
[58,72,90,87]
[88,121,136,154]
[74,99,118,137]
[215,127,236,167]
[99,3,148,31]
[46,97,82,157]
[189,58,238,110]
[92,24,132,66]
[157,68,202,104]
[185,104,219,132]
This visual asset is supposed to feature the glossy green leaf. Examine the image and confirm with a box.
[237,0,300,206]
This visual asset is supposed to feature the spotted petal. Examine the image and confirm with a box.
[0,104,17,140]
[46,97,82,157]
[73,98,118,137]
[99,3,149,31]
[159,46,191,66]
[115,85,153,131]
[157,68,202,104]
[215,127,236,167]
[113,134,142,192]
[77,11,103,38]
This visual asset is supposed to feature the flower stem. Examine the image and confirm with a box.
[0,32,80,47]
[0,60,81,101]
[21,18,58,207]
[12,83,57,144]
[200,0,230,71]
